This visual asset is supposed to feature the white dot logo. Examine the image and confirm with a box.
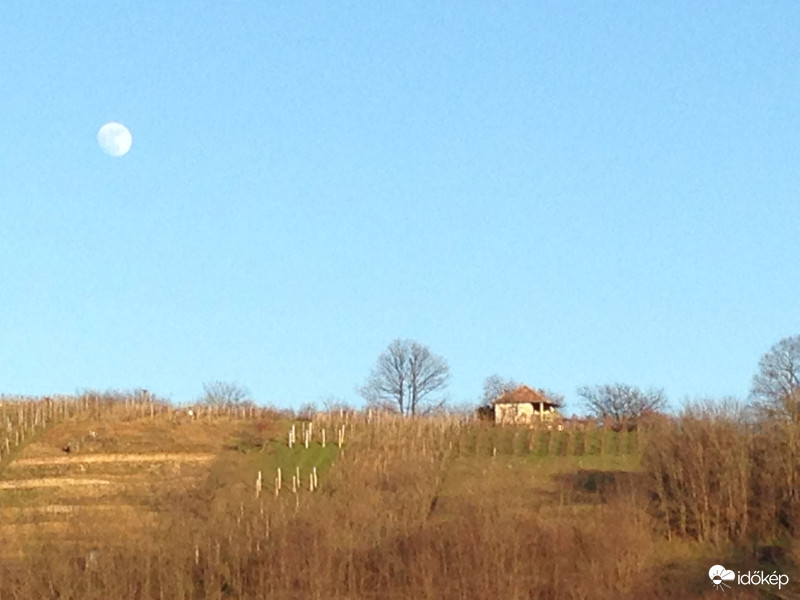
[709,565,735,591]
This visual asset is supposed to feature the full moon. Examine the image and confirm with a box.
[97,122,133,157]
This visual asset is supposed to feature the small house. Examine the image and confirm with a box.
[493,385,561,425]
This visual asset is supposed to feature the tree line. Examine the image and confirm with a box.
[355,334,800,427]
[197,333,800,427]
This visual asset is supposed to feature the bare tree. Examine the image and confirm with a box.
[541,388,566,411]
[577,383,666,430]
[199,381,250,407]
[480,374,519,405]
[360,339,450,417]
[750,334,800,422]
[322,396,354,413]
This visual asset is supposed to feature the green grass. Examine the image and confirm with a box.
[531,452,643,471]
[249,438,339,480]
[201,420,341,501]
[453,426,642,459]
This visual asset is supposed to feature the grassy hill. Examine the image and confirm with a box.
[0,395,796,599]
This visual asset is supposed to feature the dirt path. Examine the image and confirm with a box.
[0,503,151,515]
[9,452,215,467]
[0,478,112,489]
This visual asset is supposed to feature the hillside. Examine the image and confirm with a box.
[0,396,796,599]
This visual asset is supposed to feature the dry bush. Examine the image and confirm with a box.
[644,400,800,553]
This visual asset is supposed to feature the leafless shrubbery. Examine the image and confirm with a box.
[199,381,251,407]
[578,383,667,431]
[645,398,800,549]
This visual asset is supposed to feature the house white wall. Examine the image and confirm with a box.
[494,402,557,424]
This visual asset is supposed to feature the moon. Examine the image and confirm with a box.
[97,122,133,157]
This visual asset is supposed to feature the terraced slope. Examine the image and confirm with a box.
[0,416,242,556]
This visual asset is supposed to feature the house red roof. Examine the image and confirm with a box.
[493,385,560,407]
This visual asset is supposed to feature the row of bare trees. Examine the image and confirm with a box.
[356,338,666,425]
[145,333,800,425]
[356,333,800,426]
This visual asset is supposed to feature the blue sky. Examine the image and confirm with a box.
[1,2,798,412]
